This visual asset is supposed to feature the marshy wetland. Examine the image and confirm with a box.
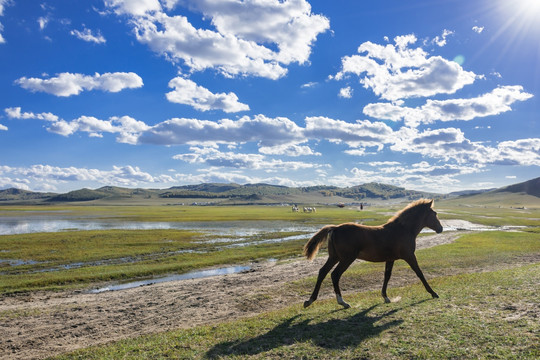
[0,201,539,359]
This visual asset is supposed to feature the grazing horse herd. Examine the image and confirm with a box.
[291,205,316,213]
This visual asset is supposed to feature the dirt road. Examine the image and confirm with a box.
[0,231,485,359]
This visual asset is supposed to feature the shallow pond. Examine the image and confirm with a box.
[0,217,319,236]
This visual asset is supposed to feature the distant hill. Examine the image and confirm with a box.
[0,188,55,201]
[493,177,540,197]
[441,176,540,208]
[48,188,110,202]
[448,188,495,197]
[1,177,538,205]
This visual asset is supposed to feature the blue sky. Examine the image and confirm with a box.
[0,0,539,193]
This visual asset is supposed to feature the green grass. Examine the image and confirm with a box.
[0,204,377,223]
[1,204,539,294]
[1,203,538,358]
[0,229,313,293]
[53,263,540,359]
[48,230,540,359]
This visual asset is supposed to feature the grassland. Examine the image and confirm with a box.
[53,231,540,359]
[1,203,538,294]
[1,199,539,359]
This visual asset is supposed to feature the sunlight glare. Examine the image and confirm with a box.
[499,0,540,25]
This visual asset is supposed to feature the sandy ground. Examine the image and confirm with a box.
[0,230,526,359]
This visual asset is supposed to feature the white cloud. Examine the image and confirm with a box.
[38,16,49,30]
[139,114,305,147]
[472,26,484,34]
[0,0,12,43]
[173,146,319,172]
[338,86,353,99]
[259,143,320,156]
[494,138,540,166]
[304,116,394,149]
[391,127,540,166]
[0,164,175,191]
[15,72,143,97]
[332,34,479,101]
[4,108,149,143]
[363,85,534,127]
[166,77,249,113]
[104,0,161,16]
[7,106,539,171]
[106,0,329,79]
[0,123,7,131]
[71,28,106,44]
[176,0,330,65]
[432,29,454,47]
[4,107,59,122]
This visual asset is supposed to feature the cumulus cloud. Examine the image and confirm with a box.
[338,86,353,99]
[105,0,329,79]
[166,77,249,113]
[431,29,454,47]
[363,85,533,127]
[173,146,319,172]
[332,34,479,101]
[7,106,539,171]
[0,123,7,131]
[5,107,59,122]
[0,164,174,191]
[139,114,305,147]
[304,116,394,149]
[391,127,540,166]
[104,0,161,16]
[259,143,320,157]
[4,108,149,143]
[70,27,106,44]
[175,0,330,65]
[15,72,143,97]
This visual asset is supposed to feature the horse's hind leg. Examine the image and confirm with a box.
[304,256,338,308]
[331,258,355,309]
[382,260,394,303]
[404,254,439,299]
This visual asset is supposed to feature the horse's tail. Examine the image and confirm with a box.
[303,225,335,260]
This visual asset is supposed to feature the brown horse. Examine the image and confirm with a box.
[303,199,443,309]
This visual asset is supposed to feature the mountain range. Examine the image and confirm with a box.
[0,177,538,205]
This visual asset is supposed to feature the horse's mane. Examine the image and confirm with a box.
[386,199,433,226]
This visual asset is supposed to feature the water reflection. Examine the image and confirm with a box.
[90,265,251,293]
[0,218,317,236]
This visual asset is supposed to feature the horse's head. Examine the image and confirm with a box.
[425,200,443,233]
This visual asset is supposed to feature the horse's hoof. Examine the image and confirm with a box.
[341,303,351,309]
[432,292,439,299]
[384,297,391,304]
[303,300,313,308]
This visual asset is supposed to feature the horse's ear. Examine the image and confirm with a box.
[429,199,434,207]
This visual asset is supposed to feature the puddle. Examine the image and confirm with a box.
[0,259,40,266]
[437,219,526,232]
[90,265,251,293]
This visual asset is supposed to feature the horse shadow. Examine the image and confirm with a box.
[205,303,406,358]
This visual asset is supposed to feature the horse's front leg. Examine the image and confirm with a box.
[382,260,394,303]
[404,254,438,299]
